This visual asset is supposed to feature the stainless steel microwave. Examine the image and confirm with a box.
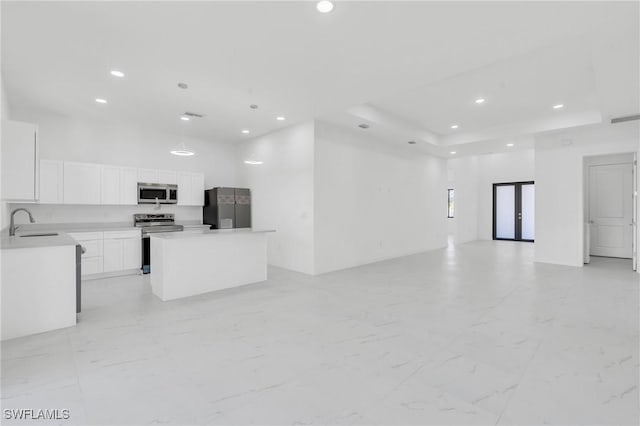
[137,183,178,204]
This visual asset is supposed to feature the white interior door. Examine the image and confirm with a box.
[589,163,633,258]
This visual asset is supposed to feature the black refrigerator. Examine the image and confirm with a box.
[203,188,252,229]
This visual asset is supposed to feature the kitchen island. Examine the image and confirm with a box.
[150,228,274,301]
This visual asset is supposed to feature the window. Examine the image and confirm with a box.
[447,189,455,218]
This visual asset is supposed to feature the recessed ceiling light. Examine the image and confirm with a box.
[241,130,250,134]
[316,1,334,13]
[249,104,259,110]
[177,82,188,90]
[276,116,286,121]
[95,98,107,104]
[180,116,190,121]
[506,143,514,147]
[110,70,125,78]
[358,123,370,129]
[408,141,416,145]
[553,104,564,109]
[450,151,457,154]
[244,160,263,165]
[475,98,485,104]
[450,124,459,129]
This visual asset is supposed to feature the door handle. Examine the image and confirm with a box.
[589,220,595,224]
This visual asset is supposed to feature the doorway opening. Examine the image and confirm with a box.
[583,153,637,271]
[492,181,535,242]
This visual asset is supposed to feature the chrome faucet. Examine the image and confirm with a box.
[9,208,35,236]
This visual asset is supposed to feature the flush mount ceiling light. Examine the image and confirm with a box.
[316,1,334,13]
[177,82,188,90]
[241,130,251,134]
[408,141,416,145]
[276,116,286,121]
[244,160,263,165]
[506,143,514,147]
[180,116,190,121]
[110,70,125,78]
[249,104,259,110]
[475,98,485,104]
[450,151,457,154]
[358,123,370,129]
[450,124,459,129]
[553,104,564,109]
[95,98,107,104]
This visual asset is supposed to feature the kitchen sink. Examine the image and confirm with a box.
[20,233,59,237]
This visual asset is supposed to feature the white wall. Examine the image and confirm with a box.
[7,106,237,225]
[447,156,480,243]
[1,77,12,227]
[448,149,535,243]
[235,121,315,275]
[534,122,639,267]
[314,121,448,274]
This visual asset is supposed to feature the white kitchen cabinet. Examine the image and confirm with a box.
[101,165,138,205]
[69,231,104,276]
[191,173,205,206]
[63,162,101,205]
[101,165,121,205]
[177,171,205,206]
[122,237,142,270]
[158,170,177,184]
[1,120,38,201]
[39,159,64,204]
[120,167,138,205]
[138,168,158,183]
[103,230,141,273]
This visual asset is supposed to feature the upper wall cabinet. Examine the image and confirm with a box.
[138,168,158,184]
[158,170,177,185]
[101,165,138,205]
[63,162,101,205]
[39,159,64,204]
[1,120,38,201]
[177,172,205,206]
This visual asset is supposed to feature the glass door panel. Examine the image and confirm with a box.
[521,184,535,240]
[495,185,516,239]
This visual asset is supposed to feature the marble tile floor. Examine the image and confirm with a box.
[1,241,638,425]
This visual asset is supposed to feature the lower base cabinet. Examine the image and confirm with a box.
[69,230,141,278]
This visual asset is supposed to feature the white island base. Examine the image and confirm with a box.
[150,229,274,301]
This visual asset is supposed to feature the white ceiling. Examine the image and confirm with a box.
[2,1,639,154]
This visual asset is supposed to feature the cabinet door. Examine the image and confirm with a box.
[103,239,123,273]
[138,168,158,184]
[120,167,138,205]
[158,170,177,184]
[101,165,120,205]
[63,162,101,204]
[39,159,63,204]
[177,172,193,205]
[81,256,103,276]
[1,120,38,201]
[191,173,205,206]
[122,237,141,270]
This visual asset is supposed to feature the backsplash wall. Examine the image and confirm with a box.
[8,203,203,226]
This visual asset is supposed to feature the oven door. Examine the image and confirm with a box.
[138,185,168,204]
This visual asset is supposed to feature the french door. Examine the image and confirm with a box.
[493,181,535,242]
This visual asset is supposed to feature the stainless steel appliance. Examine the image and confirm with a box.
[134,213,184,273]
[203,187,251,229]
[137,183,178,204]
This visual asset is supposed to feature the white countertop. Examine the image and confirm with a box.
[1,232,79,250]
[151,228,275,240]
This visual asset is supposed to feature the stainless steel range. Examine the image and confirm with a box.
[134,213,184,274]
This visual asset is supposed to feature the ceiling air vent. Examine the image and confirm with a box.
[611,114,640,124]
[183,112,205,119]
